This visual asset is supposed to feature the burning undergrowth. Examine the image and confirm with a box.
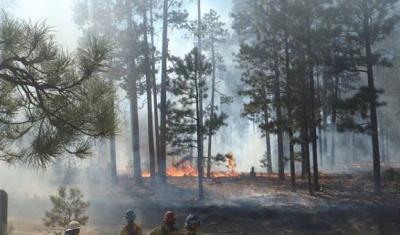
[141,153,239,178]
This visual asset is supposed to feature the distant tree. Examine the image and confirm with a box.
[237,42,274,175]
[200,10,229,178]
[0,13,115,167]
[43,187,90,235]
[335,0,400,194]
[167,48,211,156]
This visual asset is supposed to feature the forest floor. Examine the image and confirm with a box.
[7,169,400,235]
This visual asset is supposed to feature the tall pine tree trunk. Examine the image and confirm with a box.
[150,0,160,172]
[129,61,142,181]
[301,64,312,194]
[330,76,339,168]
[206,38,216,178]
[264,101,273,174]
[318,125,323,167]
[110,135,117,181]
[316,68,324,168]
[322,107,328,166]
[143,3,156,179]
[306,15,319,191]
[352,131,357,164]
[158,0,169,182]
[127,0,142,182]
[301,137,306,179]
[273,44,285,180]
[110,112,117,182]
[364,5,381,194]
[308,63,319,190]
[197,0,204,199]
[283,21,295,190]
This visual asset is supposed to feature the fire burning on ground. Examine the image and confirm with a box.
[141,153,239,178]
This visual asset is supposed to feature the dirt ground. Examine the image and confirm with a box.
[7,171,400,235]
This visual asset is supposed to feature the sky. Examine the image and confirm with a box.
[13,0,82,50]
[12,0,234,56]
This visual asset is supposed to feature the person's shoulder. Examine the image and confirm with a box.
[149,225,163,233]
[118,227,127,235]
[170,227,181,235]
[134,223,142,231]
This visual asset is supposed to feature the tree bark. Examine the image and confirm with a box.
[301,63,312,194]
[330,76,339,168]
[143,2,156,179]
[308,62,319,191]
[110,131,117,183]
[150,0,161,174]
[283,18,296,190]
[129,61,142,181]
[127,0,142,182]
[206,37,216,178]
[264,101,273,174]
[158,0,169,183]
[197,0,205,199]
[273,44,285,180]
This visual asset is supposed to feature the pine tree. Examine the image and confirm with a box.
[43,187,90,235]
[0,13,115,166]
[336,0,400,194]
[188,9,229,178]
[167,48,226,198]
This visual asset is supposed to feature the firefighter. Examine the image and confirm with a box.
[183,214,200,235]
[148,211,181,235]
[65,221,81,235]
[119,209,142,235]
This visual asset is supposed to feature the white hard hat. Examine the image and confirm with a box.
[66,221,81,231]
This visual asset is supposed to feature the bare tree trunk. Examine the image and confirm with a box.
[273,45,285,180]
[364,4,381,194]
[283,19,295,190]
[264,101,273,174]
[330,76,339,168]
[150,0,160,172]
[352,131,357,164]
[306,14,319,190]
[385,132,390,164]
[158,0,169,183]
[129,61,142,181]
[323,109,328,167]
[316,68,324,169]
[308,64,319,191]
[197,0,204,199]
[109,78,117,182]
[301,65,312,194]
[127,0,142,182]
[301,140,306,179]
[110,131,117,182]
[206,38,216,178]
[143,3,156,179]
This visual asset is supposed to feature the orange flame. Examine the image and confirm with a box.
[167,163,197,177]
[141,153,239,178]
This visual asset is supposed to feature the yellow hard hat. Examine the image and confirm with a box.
[66,221,81,231]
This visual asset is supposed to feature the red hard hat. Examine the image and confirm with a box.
[163,211,176,223]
